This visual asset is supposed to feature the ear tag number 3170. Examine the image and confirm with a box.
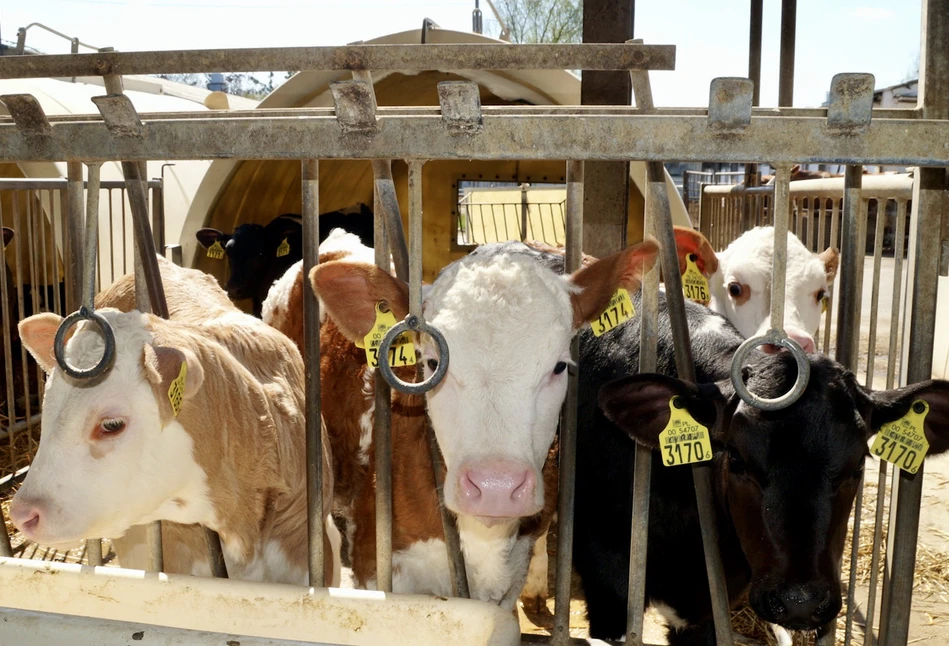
[659,397,713,467]
[354,302,417,369]
[167,363,187,417]
[591,288,635,337]
[206,240,225,260]
[870,399,929,474]
[682,254,711,307]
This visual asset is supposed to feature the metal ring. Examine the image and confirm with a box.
[53,306,116,380]
[377,314,449,395]
[730,329,811,411]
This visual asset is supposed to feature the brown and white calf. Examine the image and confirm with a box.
[9,258,340,586]
[292,235,659,608]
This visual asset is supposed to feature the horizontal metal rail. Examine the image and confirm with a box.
[2,115,948,164]
[703,173,914,200]
[0,43,674,79]
[0,178,161,189]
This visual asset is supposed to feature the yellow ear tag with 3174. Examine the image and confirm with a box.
[167,362,187,417]
[870,399,929,474]
[591,288,635,337]
[821,295,829,314]
[682,254,711,307]
[658,397,713,467]
[276,238,291,258]
[206,240,225,260]
[354,302,417,369]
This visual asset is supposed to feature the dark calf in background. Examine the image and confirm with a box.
[571,291,949,645]
[196,205,374,317]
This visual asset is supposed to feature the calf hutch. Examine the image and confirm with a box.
[0,1,947,646]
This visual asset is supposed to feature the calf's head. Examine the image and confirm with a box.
[9,310,204,546]
[599,353,949,631]
[312,239,658,525]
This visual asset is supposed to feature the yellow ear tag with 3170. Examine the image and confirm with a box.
[206,240,225,260]
[658,397,713,467]
[682,254,711,307]
[276,238,291,258]
[167,362,187,417]
[870,399,929,474]
[591,288,635,337]
[355,302,417,369]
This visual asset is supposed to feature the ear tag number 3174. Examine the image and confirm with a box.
[354,302,417,369]
[659,397,713,467]
[870,399,929,474]
[206,240,225,260]
[591,288,635,337]
[167,363,188,417]
[682,254,711,307]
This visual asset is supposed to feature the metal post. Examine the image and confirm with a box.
[302,159,325,588]
[552,160,583,646]
[65,162,83,316]
[778,0,797,107]
[371,160,409,283]
[835,165,865,369]
[83,162,103,568]
[748,0,763,107]
[520,183,529,241]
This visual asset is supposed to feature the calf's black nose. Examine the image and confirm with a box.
[754,583,839,630]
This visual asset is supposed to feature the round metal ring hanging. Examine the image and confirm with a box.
[53,306,116,380]
[377,314,449,394]
[730,329,811,411]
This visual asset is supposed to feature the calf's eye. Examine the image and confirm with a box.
[100,418,126,434]
[553,361,567,375]
[727,282,743,298]
[427,359,438,372]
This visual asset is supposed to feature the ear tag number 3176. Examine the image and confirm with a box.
[206,240,225,260]
[659,397,713,467]
[870,399,929,474]
[682,254,711,307]
[167,363,188,417]
[354,302,417,369]
[591,288,635,337]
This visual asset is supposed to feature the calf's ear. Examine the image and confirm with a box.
[673,226,718,278]
[195,228,227,250]
[569,237,659,330]
[862,380,949,456]
[2,227,14,249]
[19,312,68,373]
[143,344,204,413]
[598,374,724,448]
[309,260,409,342]
[819,247,840,283]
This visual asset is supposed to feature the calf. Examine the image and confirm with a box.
[306,237,659,608]
[196,205,374,317]
[572,291,949,644]
[10,257,341,586]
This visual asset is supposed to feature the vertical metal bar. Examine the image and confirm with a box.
[769,165,792,333]
[552,160,583,646]
[65,163,84,314]
[151,181,164,252]
[371,159,409,283]
[778,0,797,106]
[302,159,324,588]
[748,0,763,107]
[0,192,14,559]
[520,183,529,242]
[835,166,865,369]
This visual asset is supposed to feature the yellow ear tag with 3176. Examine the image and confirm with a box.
[207,240,225,260]
[658,397,713,467]
[870,399,929,474]
[167,362,188,417]
[354,302,417,369]
[682,254,711,307]
[591,288,635,337]
[276,238,291,258]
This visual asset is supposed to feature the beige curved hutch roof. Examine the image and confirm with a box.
[185,27,690,282]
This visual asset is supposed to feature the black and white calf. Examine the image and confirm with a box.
[572,291,949,644]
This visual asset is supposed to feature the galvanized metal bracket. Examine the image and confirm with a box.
[330,80,378,134]
[92,94,146,138]
[827,73,875,133]
[0,94,52,137]
[437,82,483,134]
[708,78,754,131]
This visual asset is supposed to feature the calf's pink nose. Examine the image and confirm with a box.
[9,498,41,535]
[761,330,815,355]
[458,460,537,518]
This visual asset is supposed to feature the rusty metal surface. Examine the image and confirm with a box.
[330,81,377,134]
[91,95,146,138]
[0,43,675,79]
[708,78,753,130]
[827,74,875,132]
[437,82,483,133]
[0,94,51,137]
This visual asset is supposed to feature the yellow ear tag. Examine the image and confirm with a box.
[276,238,291,258]
[206,240,225,260]
[355,302,417,369]
[870,399,929,474]
[821,296,829,314]
[167,362,188,417]
[658,397,714,467]
[591,288,635,337]
[682,254,711,307]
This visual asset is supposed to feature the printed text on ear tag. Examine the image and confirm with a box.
[682,254,711,307]
[168,362,188,417]
[207,240,225,260]
[591,288,635,337]
[659,397,713,467]
[276,238,291,258]
[870,399,929,474]
[355,301,417,369]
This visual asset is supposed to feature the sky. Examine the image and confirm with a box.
[1,0,922,108]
